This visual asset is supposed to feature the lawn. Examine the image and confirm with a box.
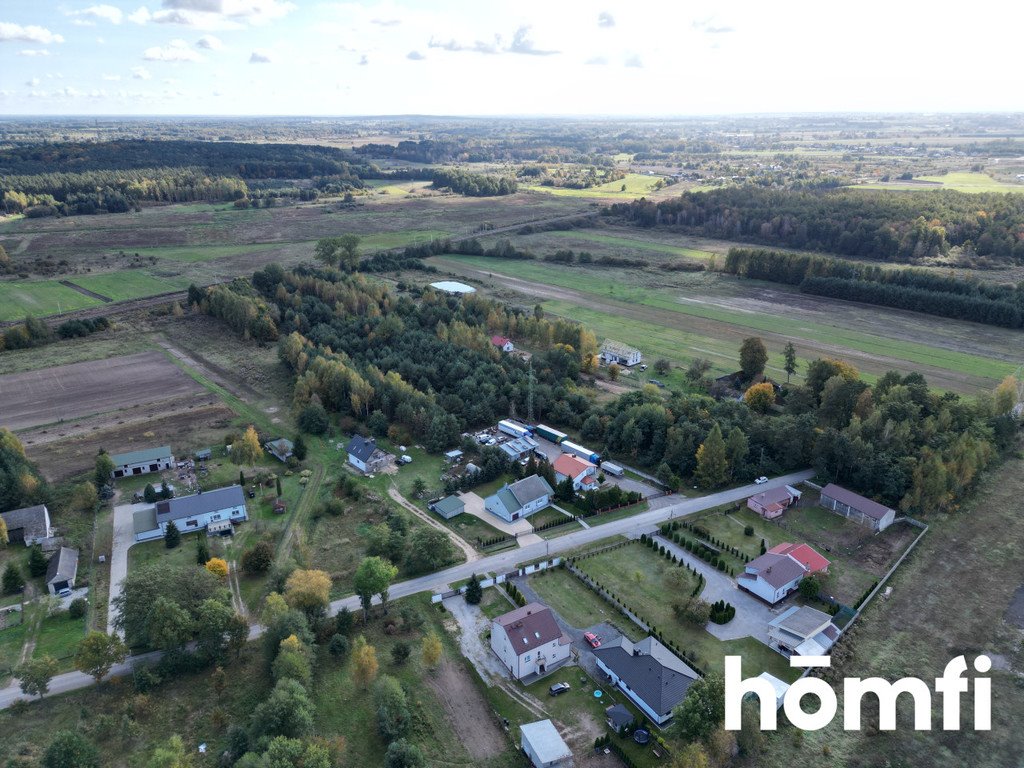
[32,611,88,670]
[129,242,286,263]
[526,173,668,199]
[0,279,101,320]
[528,567,640,637]
[529,507,575,529]
[69,270,192,301]
[0,617,28,682]
[546,229,716,261]
[852,171,1024,193]
[439,513,507,546]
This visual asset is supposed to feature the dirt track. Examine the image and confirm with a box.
[0,349,204,432]
[426,658,509,761]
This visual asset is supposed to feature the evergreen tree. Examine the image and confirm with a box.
[196,536,210,565]
[143,483,158,504]
[694,424,729,489]
[276,475,282,497]
[464,573,482,605]
[783,342,798,383]
[28,544,48,577]
[292,435,307,461]
[2,562,25,594]
[164,521,181,549]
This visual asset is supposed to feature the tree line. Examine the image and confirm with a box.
[429,168,517,197]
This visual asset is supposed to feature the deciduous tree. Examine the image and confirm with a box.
[421,632,442,669]
[234,425,263,468]
[205,557,229,579]
[284,569,331,617]
[94,450,115,490]
[743,382,776,413]
[353,557,398,617]
[670,672,724,742]
[739,337,768,379]
[76,631,127,682]
[42,730,100,768]
[17,654,58,698]
[351,635,379,689]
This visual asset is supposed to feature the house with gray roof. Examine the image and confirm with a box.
[0,504,51,546]
[491,603,571,680]
[592,636,699,726]
[484,475,553,523]
[819,483,896,531]
[109,446,174,479]
[264,438,294,463]
[768,605,841,657]
[132,486,248,541]
[345,436,392,474]
[737,551,808,604]
[500,436,540,462]
[45,547,79,595]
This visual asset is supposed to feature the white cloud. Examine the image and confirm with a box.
[26,77,40,87]
[69,4,125,24]
[128,7,152,24]
[406,50,425,61]
[196,34,223,49]
[624,54,643,68]
[598,11,615,28]
[249,49,273,63]
[18,49,50,56]
[145,0,296,29]
[103,73,122,80]
[0,23,65,44]
[72,19,97,27]
[131,65,152,79]
[143,39,205,61]
[358,54,368,65]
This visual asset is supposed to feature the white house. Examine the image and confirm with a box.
[819,483,896,532]
[132,485,248,541]
[484,475,554,523]
[746,485,802,520]
[592,636,699,726]
[109,446,175,479]
[736,551,807,604]
[599,339,642,367]
[491,603,572,680]
[45,547,79,595]
[767,605,840,657]
[0,504,52,546]
[552,453,598,491]
[345,436,391,474]
[519,720,572,768]
[491,335,515,353]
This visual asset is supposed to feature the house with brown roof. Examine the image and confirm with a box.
[490,603,572,680]
[819,483,896,532]
[737,550,808,604]
[491,335,515,353]
[747,485,802,519]
[552,453,598,491]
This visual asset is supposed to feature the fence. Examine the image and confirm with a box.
[431,558,563,603]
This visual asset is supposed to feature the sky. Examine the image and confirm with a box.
[1,0,1022,116]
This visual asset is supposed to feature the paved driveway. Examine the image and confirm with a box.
[108,502,151,636]
[458,492,533,537]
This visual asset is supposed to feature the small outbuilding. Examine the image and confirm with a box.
[0,504,52,546]
[519,719,572,768]
[819,484,896,532]
[430,495,465,520]
[45,547,79,595]
[265,438,294,463]
[605,703,635,733]
[599,339,642,367]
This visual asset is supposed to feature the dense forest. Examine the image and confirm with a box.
[607,187,1024,262]
[429,168,517,196]
[724,248,1024,328]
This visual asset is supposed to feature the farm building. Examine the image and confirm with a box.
[45,547,79,595]
[491,603,572,680]
[767,605,840,657]
[485,475,553,523]
[430,280,476,295]
[747,485,802,519]
[500,436,540,462]
[553,453,598,491]
[599,339,642,367]
[819,484,896,532]
[519,720,572,768]
[265,438,294,463]
[737,551,807,604]
[767,542,829,574]
[592,636,699,726]
[134,485,248,541]
[345,436,392,474]
[491,335,515,353]
[0,504,52,546]
[109,446,174,479]
[430,495,465,520]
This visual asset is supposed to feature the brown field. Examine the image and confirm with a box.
[0,349,203,432]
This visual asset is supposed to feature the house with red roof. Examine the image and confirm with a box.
[747,485,802,520]
[768,542,830,574]
[491,335,515,353]
[552,453,598,491]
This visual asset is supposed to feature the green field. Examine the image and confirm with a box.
[545,229,716,260]
[70,270,192,301]
[526,173,667,198]
[0,280,101,320]
[852,172,1024,193]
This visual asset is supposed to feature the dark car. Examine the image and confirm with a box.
[548,682,571,696]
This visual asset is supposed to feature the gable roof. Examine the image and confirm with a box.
[494,603,567,654]
[606,704,634,730]
[820,483,894,521]
[265,438,294,459]
[592,636,698,716]
[600,339,640,357]
[748,485,798,507]
[433,495,464,516]
[110,445,172,466]
[155,485,246,523]
[46,547,78,585]
[490,335,511,347]
[768,542,830,574]
[743,552,807,589]
[346,435,378,463]
[508,475,554,506]
[0,505,50,540]
[769,605,834,640]
[553,453,595,479]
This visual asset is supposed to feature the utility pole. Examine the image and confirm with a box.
[527,358,535,423]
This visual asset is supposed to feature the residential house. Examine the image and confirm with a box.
[134,485,248,541]
[500,436,540,462]
[430,495,465,520]
[819,484,896,532]
[0,504,52,546]
[592,636,699,726]
[747,485,802,519]
[345,436,392,474]
[519,720,572,768]
[552,453,598,491]
[491,335,515,353]
[767,605,840,657]
[490,603,572,679]
[767,542,830,574]
[109,446,174,479]
[599,339,642,367]
[737,551,807,604]
[45,547,79,595]
[485,475,554,523]
[265,438,294,463]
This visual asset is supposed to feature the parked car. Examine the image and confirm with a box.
[639,363,648,371]
[584,632,601,648]
[548,682,571,696]
[58,588,72,598]
[754,476,769,484]
[649,379,665,388]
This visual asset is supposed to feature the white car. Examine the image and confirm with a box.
[754,476,769,484]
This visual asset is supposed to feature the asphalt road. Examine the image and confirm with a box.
[0,470,813,709]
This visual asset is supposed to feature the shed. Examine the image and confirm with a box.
[606,703,635,732]
[45,547,79,595]
[520,719,572,768]
[431,495,465,520]
[444,449,464,464]
[265,438,294,463]
[195,447,213,461]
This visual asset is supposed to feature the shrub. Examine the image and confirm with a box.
[241,541,274,574]
[744,525,754,536]
[328,634,350,658]
[68,597,88,619]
